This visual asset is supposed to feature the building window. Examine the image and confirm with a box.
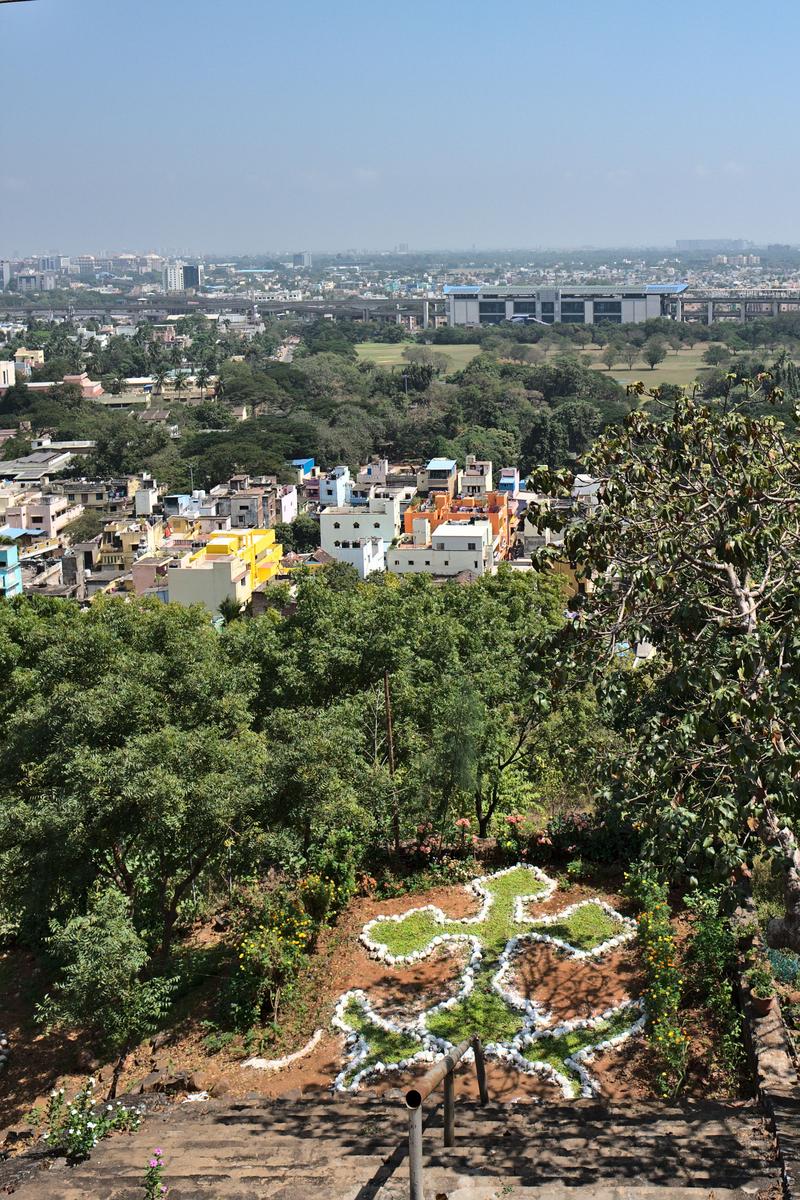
[513,301,537,314]
[425,560,430,565]
[333,521,340,528]
[342,540,351,548]
[594,301,622,315]
[468,542,476,550]
[334,540,340,547]
[373,522,380,528]
[353,522,360,529]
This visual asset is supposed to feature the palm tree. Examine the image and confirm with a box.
[173,371,188,396]
[153,365,168,397]
[196,366,210,399]
[218,596,242,623]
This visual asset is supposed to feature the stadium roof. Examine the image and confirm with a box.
[645,283,689,294]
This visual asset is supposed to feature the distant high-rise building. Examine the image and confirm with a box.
[181,264,203,290]
[163,263,185,292]
[38,255,69,273]
[0,261,13,290]
[16,272,57,294]
[74,255,97,279]
[292,251,312,269]
[397,243,409,253]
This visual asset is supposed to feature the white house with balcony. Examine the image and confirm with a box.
[461,455,493,498]
[319,492,402,576]
[387,517,494,578]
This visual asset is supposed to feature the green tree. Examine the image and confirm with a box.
[600,343,621,371]
[643,339,667,370]
[532,374,800,947]
[703,344,730,366]
[37,890,175,1095]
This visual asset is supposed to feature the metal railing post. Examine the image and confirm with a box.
[408,1104,424,1200]
[404,1035,488,1200]
[443,1069,455,1147]
[473,1037,489,1106]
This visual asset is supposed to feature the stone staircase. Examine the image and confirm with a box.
[2,1095,780,1200]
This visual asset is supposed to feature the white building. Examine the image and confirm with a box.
[163,263,185,293]
[329,536,385,579]
[461,455,493,498]
[387,518,494,578]
[445,284,688,326]
[0,362,15,390]
[319,493,401,566]
[319,465,351,507]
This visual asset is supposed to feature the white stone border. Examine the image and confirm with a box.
[512,898,637,958]
[332,988,436,1092]
[359,864,557,966]
[502,998,646,1098]
[330,866,643,1099]
[242,1028,325,1072]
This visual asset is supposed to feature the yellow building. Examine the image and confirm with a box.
[99,519,165,572]
[14,347,45,370]
[166,528,282,614]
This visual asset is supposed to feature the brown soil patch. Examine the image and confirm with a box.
[365,944,470,1021]
[509,943,644,1025]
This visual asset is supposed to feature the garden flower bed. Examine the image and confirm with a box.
[330,864,644,1097]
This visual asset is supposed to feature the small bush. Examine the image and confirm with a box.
[42,1079,143,1163]
[632,873,688,1096]
[684,887,744,1083]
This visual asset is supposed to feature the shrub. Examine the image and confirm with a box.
[684,888,743,1082]
[631,873,688,1096]
[745,961,775,1000]
[299,873,348,926]
[222,892,312,1032]
[42,1079,143,1163]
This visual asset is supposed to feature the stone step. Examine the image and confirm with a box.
[3,1096,778,1200]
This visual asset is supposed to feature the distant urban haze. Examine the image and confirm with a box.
[2,0,798,254]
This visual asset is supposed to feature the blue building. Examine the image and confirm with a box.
[291,457,315,478]
[0,543,23,598]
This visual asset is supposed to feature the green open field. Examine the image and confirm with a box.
[579,344,716,390]
[356,341,481,374]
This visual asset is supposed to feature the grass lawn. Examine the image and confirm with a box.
[528,902,623,951]
[579,344,717,390]
[356,342,481,375]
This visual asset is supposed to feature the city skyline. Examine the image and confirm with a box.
[2,0,799,253]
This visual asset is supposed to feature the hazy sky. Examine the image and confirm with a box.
[2,0,798,255]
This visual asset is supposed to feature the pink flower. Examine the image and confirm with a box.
[455,817,471,829]
[153,1149,163,1157]
[150,1159,159,1168]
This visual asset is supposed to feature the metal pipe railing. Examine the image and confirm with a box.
[405,1036,488,1200]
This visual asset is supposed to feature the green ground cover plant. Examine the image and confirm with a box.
[342,997,422,1084]
[523,1008,635,1094]
[528,903,622,951]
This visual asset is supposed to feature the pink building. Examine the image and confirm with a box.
[5,492,84,538]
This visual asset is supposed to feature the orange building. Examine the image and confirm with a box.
[402,491,512,558]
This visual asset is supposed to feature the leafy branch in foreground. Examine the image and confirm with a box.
[533,374,800,948]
